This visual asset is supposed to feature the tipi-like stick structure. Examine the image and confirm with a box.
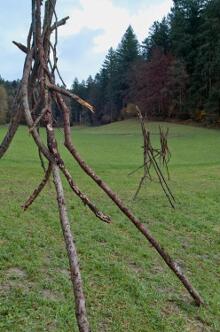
[131,106,175,207]
[0,1,204,331]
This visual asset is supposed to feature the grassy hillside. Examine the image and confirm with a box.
[0,120,220,331]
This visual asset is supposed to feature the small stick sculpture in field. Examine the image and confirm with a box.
[0,1,204,331]
[130,106,175,208]
[159,125,171,180]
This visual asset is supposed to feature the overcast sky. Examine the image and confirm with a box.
[0,0,172,87]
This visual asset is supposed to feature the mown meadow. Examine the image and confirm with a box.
[0,120,220,331]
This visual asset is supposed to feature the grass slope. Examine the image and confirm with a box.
[0,120,220,331]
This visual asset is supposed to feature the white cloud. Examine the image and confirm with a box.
[59,0,172,53]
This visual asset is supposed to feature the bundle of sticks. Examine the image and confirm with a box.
[130,106,175,208]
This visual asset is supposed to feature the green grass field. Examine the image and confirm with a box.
[0,120,220,331]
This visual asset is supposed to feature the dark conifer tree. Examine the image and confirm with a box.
[142,17,171,59]
[116,25,140,110]
[102,47,119,121]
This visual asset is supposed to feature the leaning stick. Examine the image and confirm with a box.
[61,166,111,223]
[47,82,94,112]
[22,162,52,210]
[50,16,70,31]
[57,93,204,306]
[29,107,48,132]
[133,175,146,200]
[135,107,175,207]
[52,163,91,332]
[133,107,151,199]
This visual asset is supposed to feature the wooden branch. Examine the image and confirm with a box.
[133,176,145,200]
[58,94,204,306]
[133,107,152,200]
[22,163,52,210]
[148,149,175,209]
[43,0,56,35]
[159,126,171,180]
[29,107,48,132]
[27,23,33,50]
[21,50,54,163]
[38,147,47,172]
[128,155,160,177]
[62,166,111,223]
[51,16,70,31]
[52,164,90,332]
[148,148,175,204]
[47,82,94,113]
[13,41,30,56]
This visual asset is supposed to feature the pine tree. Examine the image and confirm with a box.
[195,0,220,116]
[117,26,140,68]
[142,17,171,59]
[71,78,85,123]
[169,0,208,112]
[116,26,140,110]
[165,58,188,117]
[102,47,119,121]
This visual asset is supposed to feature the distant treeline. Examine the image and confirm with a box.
[0,78,19,125]
[1,0,220,126]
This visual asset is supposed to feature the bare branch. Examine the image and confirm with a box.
[29,107,48,132]
[22,163,52,210]
[13,41,30,55]
[51,16,70,31]
[52,164,90,332]
[47,82,94,112]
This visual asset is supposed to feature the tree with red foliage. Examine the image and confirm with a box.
[127,49,188,119]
